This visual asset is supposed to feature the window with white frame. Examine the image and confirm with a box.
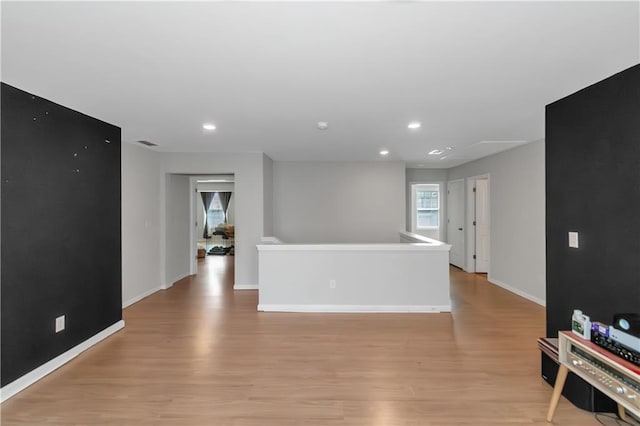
[413,184,440,230]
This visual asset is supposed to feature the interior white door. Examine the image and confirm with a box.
[475,178,490,273]
[447,180,465,268]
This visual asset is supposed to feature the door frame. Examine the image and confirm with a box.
[465,174,490,273]
[446,179,465,268]
[474,178,490,273]
[189,176,202,275]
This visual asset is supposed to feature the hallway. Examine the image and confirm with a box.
[1,257,601,425]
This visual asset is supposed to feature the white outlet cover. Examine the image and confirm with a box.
[55,315,65,333]
[568,232,579,248]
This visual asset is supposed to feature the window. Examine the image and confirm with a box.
[413,184,440,230]
[207,192,225,227]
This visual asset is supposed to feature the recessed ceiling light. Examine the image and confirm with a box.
[317,121,329,130]
[202,123,216,131]
[428,149,444,155]
[380,149,389,156]
[408,122,421,130]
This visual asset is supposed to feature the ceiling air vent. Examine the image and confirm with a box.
[136,140,158,147]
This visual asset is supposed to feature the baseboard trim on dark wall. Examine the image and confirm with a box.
[0,321,125,403]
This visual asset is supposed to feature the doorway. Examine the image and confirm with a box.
[189,175,235,276]
[465,175,490,273]
[474,178,490,273]
[447,179,465,269]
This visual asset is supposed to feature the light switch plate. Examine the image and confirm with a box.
[55,315,65,333]
[568,232,579,248]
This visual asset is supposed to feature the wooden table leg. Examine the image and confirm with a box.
[617,404,627,421]
[546,364,569,422]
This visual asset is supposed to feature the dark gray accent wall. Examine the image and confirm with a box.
[544,64,640,411]
[1,83,122,387]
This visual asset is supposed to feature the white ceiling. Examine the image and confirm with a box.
[2,1,638,168]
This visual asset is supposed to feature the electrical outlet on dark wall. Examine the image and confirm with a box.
[0,83,122,387]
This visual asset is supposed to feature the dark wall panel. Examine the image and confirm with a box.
[1,83,122,386]
[545,64,640,410]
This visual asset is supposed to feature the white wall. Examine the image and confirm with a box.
[273,161,405,243]
[258,243,451,312]
[161,153,265,288]
[447,140,546,304]
[121,143,545,308]
[165,174,191,286]
[121,143,162,307]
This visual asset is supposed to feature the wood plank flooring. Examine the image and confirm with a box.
[1,257,606,425]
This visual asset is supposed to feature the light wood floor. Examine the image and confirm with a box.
[1,257,606,425]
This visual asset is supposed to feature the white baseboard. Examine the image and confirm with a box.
[257,304,451,313]
[165,273,191,290]
[0,320,125,403]
[123,286,162,308]
[488,277,546,306]
[234,284,258,290]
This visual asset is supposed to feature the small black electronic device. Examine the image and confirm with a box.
[613,313,640,339]
[591,322,640,367]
